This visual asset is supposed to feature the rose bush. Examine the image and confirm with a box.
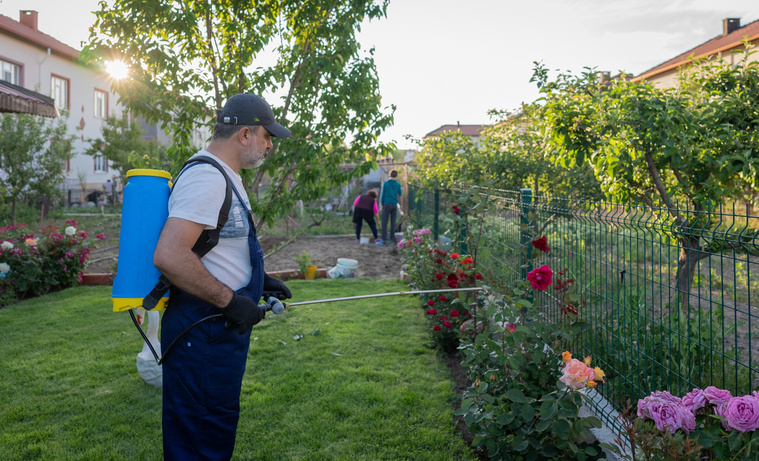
[0,220,102,304]
[605,386,759,460]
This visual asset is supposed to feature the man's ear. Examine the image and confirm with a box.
[237,126,252,146]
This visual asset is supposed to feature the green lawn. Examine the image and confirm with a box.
[0,279,476,461]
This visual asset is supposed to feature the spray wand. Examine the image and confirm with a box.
[132,286,484,365]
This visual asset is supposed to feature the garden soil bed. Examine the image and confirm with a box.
[258,235,403,278]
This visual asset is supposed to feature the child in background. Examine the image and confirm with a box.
[353,190,380,244]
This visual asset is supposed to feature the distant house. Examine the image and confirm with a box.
[634,17,759,87]
[424,123,488,147]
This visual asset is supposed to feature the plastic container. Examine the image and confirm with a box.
[394,232,404,242]
[439,237,452,251]
[327,258,358,278]
[359,237,369,244]
[112,169,172,312]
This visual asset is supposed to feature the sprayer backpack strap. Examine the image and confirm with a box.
[142,156,233,310]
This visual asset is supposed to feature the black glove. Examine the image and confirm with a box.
[219,293,265,335]
[263,273,292,300]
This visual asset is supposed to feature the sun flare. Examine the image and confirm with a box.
[105,60,129,80]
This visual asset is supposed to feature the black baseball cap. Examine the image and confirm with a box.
[216,93,291,138]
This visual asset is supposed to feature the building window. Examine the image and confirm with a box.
[51,75,69,110]
[94,89,108,119]
[94,154,108,173]
[1,59,20,84]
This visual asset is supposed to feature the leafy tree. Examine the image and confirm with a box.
[84,0,395,226]
[413,104,601,198]
[533,46,759,309]
[0,113,74,223]
[84,115,168,181]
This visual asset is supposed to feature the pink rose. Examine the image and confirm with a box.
[726,396,759,432]
[413,236,422,244]
[560,359,594,390]
[649,401,689,434]
[681,389,707,413]
[704,386,733,406]
[637,391,681,419]
[715,403,730,430]
[527,265,553,291]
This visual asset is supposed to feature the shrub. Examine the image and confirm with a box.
[399,227,479,351]
[0,220,103,304]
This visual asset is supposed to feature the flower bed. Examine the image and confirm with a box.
[399,215,607,460]
[0,220,103,305]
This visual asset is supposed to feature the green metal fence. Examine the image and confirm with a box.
[408,184,759,432]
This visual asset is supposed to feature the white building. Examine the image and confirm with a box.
[0,10,124,198]
[0,10,212,205]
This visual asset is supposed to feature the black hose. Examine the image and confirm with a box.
[129,309,222,365]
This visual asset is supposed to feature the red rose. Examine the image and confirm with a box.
[427,308,438,315]
[440,316,448,320]
[527,265,553,291]
[447,280,459,288]
[439,295,447,302]
[433,325,441,331]
[447,273,458,281]
[531,236,550,252]
[462,257,473,264]
[452,205,460,215]
[435,273,443,280]
[436,258,443,264]
[450,310,459,317]
[427,299,435,306]
[443,321,452,328]
[475,273,482,280]
[450,253,459,259]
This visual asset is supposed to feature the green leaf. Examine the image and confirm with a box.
[521,404,535,422]
[585,446,598,456]
[496,412,516,426]
[506,388,526,403]
[512,437,528,452]
[536,418,552,432]
[553,418,571,439]
[729,429,745,452]
[539,401,557,420]
[583,416,602,428]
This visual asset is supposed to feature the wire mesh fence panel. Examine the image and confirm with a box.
[408,184,759,433]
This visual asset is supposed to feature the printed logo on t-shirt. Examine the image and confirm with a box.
[220,197,250,239]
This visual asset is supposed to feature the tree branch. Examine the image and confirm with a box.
[205,4,222,109]
[644,151,682,224]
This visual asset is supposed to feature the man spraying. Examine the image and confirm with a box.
[153,93,292,460]
[378,169,402,245]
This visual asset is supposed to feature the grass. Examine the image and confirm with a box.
[0,279,477,461]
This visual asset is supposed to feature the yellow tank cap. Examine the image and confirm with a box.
[112,297,168,312]
[126,169,172,180]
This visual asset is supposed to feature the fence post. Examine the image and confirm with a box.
[433,189,439,242]
[520,188,533,301]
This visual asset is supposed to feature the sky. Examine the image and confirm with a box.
[2,0,759,149]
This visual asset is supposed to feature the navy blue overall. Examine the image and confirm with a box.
[161,177,263,461]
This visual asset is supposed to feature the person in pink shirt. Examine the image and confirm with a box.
[352,189,380,244]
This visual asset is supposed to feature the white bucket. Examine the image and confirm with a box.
[394,232,404,242]
[327,258,358,278]
[359,237,369,244]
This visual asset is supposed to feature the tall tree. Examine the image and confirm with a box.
[533,46,759,309]
[85,116,168,181]
[0,113,74,223]
[84,0,395,226]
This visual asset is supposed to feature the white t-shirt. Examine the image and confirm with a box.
[168,150,253,291]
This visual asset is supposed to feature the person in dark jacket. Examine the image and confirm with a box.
[352,189,380,244]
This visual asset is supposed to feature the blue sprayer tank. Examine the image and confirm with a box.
[112,169,172,312]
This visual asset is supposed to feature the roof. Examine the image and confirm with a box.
[0,79,59,117]
[424,124,487,138]
[0,14,79,60]
[636,18,759,81]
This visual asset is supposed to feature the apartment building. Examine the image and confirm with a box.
[0,10,125,196]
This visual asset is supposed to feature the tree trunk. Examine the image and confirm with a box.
[11,200,16,224]
[675,235,701,312]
